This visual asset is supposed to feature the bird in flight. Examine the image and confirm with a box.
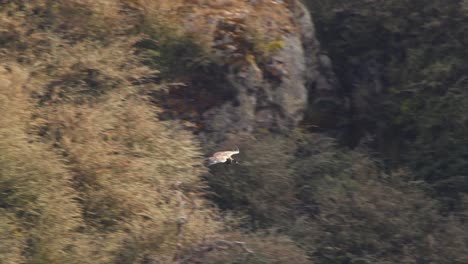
[206,146,240,166]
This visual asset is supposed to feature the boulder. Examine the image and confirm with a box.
[173,1,341,143]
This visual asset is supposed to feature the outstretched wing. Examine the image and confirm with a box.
[217,146,239,158]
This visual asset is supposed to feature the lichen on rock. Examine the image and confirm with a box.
[151,0,341,143]
[202,1,310,135]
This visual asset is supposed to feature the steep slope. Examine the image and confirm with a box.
[0,1,310,263]
[2,1,467,263]
[138,0,340,146]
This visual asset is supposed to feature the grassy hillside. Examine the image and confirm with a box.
[1,1,467,263]
[0,1,309,263]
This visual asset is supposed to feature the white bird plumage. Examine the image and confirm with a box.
[206,146,240,166]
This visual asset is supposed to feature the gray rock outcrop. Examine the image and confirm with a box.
[185,1,341,144]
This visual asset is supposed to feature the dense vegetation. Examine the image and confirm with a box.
[0,1,308,263]
[0,0,467,263]
[304,0,468,210]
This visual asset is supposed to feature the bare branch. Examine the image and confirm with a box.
[213,240,254,254]
[180,238,254,263]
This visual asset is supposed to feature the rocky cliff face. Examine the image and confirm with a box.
[163,0,340,145]
[205,1,340,137]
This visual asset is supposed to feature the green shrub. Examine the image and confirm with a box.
[205,130,468,263]
[205,135,297,228]
[304,0,468,208]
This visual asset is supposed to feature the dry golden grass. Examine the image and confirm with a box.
[133,0,296,61]
[40,89,223,255]
[0,214,25,264]
[0,65,29,264]
[0,64,96,263]
[0,1,316,263]
[0,1,224,261]
[0,1,307,263]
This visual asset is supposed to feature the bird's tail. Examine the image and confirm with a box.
[234,145,239,153]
